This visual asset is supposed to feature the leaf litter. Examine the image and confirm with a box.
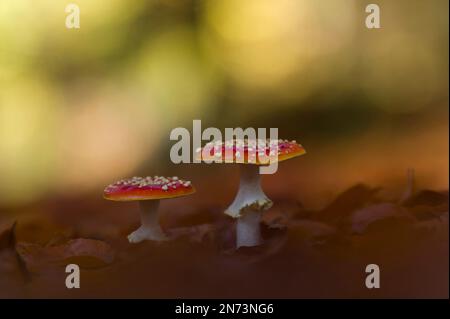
[0,169,447,298]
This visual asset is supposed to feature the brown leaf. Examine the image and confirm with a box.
[408,204,448,221]
[350,203,414,234]
[0,249,27,297]
[262,200,305,229]
[16,238,115,274]
[288,219,337,245]
[15,214,73,246]
[314,184,380,225]
[0,220,16,250]
[167,224,215,243]
[0,221,31,283]
[215,217,236,252]
[413,212,448,240]
[73,220,121,240]
[403,190,449,208]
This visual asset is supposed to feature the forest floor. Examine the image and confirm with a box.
[0,169,448,298]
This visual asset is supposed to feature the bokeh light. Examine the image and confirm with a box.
[0,0,447,207]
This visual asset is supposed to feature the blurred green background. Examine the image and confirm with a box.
[0,0,448,207]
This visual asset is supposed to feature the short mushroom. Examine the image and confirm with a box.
[197,139,306,248]
[104,176,195,243]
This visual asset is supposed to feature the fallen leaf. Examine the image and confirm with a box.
[0,220,31,284]
[288,219,337,245]
[0,220,16,250]
[350,203,414,234]
[413,212,449,240]
[16,238,115,274]
[314,184,380,225]
[15,214,73,245]
[0,249,27,298]
[403,190,449,207]
[408,204,448,221]
[262,200,305,229]
[167,224,215,243]
[163,205,222,229]
[73,220,121,240]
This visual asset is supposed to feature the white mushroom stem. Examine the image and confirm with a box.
[225,165,273,248]
[128,200,168,243]
[236,211,262,248]
[399,168,415,204]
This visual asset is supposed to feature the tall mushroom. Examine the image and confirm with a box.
[197,139,306,248]
[104,176,195,243]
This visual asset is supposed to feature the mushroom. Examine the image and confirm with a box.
[197,139,306,248]
[103,176,195,243]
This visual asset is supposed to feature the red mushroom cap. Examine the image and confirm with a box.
[103,176,195,201]
[196,139,306,165]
